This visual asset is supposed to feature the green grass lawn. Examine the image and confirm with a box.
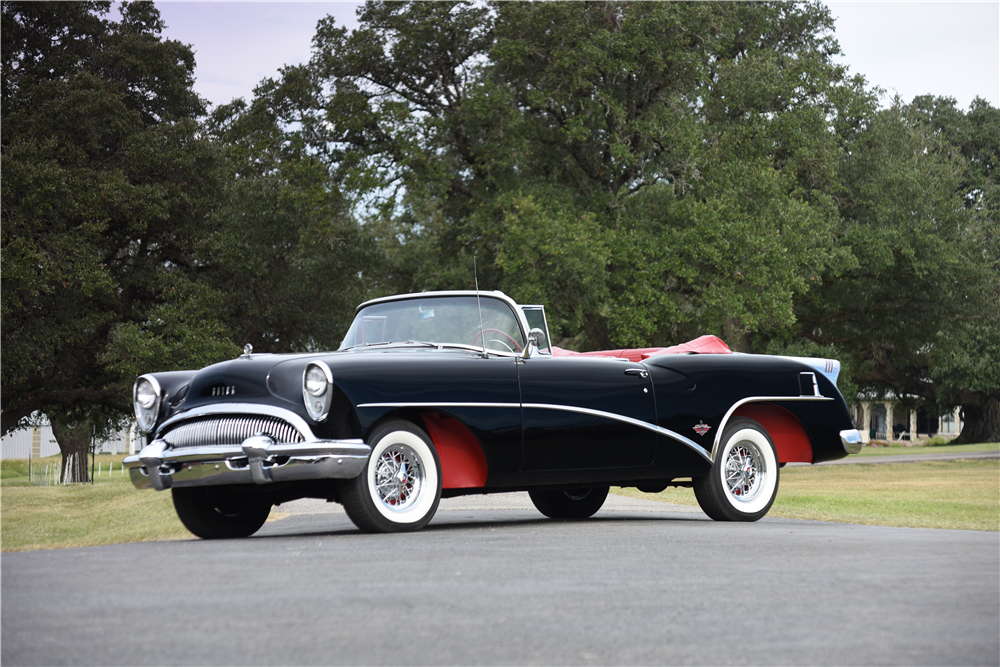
[614,458,1000,532]
[3,448,999,551]
[1,455,192,551]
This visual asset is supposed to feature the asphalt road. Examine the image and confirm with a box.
[3,493,998,666]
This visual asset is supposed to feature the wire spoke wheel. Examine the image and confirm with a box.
[372,444,424,512]
[340,420,441,533]
[723,441,765,504]
[694,417,779,522]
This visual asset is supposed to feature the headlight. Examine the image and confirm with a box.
[133,375,162,432]
[135,378,157,409]
[302,362,333,421]
[305,366,328,396]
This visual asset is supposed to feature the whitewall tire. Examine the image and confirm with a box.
[341,420,441,533]
[694,418,779,522]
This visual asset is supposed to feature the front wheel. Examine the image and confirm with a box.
[694,418,779,522]
[529,486,610,519]
[171,486,272,539]
[340,420,442,533]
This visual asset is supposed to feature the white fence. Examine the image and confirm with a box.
[1,417,141,460]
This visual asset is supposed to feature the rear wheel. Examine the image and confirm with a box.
[340,420,442,533]
[172,486,271,539]
[694,418,779,522]
[529,486,610,519]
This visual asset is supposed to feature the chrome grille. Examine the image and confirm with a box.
[162,416,304,448]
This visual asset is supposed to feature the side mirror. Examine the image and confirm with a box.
[522,328,547,359]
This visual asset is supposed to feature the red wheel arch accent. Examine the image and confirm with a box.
[420,412,489,489]
[732,403,813,464]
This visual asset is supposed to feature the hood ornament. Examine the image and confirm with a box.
[693,421,711,436]
[242,343,253,359]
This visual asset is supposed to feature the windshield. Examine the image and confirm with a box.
[339,296,526,353]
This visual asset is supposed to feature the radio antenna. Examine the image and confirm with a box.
[474,256,488,358]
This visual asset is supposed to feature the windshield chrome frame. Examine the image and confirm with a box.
[342,291,530,358]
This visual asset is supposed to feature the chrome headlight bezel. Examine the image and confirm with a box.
[302,361,333,422]
[133,374,163,433]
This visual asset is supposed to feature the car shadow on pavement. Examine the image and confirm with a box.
[250,511,711,541]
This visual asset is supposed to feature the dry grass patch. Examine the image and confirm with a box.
[1,455,299,551]
[614,459,999,531]
[1,471,191,552]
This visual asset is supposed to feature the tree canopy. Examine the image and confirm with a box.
[3,0,997,453]
[0,1,381,479]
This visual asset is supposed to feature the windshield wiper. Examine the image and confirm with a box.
[342,340,439,351]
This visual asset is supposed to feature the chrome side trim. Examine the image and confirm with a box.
[358,402,521,409]
[523,404,711,462]
[357,401,712,462]
[711,395,834,461]
[155,403,318,441]
[840,429,863,455]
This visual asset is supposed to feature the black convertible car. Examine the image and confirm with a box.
[124,290,861,538]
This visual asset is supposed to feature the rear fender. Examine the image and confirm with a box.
[732,403,813,464]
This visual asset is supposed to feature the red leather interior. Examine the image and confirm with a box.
[551,335,732,359]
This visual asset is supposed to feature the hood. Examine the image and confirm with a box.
[178,352,322,412]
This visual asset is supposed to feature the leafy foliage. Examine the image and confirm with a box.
[0,2,382,477]
[2,2,227,479]
[4,0,997,450]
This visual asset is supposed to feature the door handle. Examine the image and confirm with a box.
[624,368,648,379]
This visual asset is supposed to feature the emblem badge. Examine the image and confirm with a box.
[693,422,711,436]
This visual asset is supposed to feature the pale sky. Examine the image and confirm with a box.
[150,1,1000,111]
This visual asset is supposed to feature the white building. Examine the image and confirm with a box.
[851,397,963,444]
[1,416,142,460]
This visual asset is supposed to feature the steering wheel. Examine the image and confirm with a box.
[471,328,523,353]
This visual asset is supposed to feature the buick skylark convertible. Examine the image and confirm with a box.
[124,290,862,538]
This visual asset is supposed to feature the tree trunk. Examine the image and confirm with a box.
[952,396,1000,445]
[49,416,92,483]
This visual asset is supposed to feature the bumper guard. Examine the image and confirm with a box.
[840,429,863,455]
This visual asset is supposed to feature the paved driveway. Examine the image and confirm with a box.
[3,493,997,666]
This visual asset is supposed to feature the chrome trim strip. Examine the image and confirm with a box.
[358,402,521,409]
[523,404,710,462]
[711,395,834,461]
[357,401,712,462]
[155,403,318,441]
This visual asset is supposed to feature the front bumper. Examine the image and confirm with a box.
[124,436,371,491]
